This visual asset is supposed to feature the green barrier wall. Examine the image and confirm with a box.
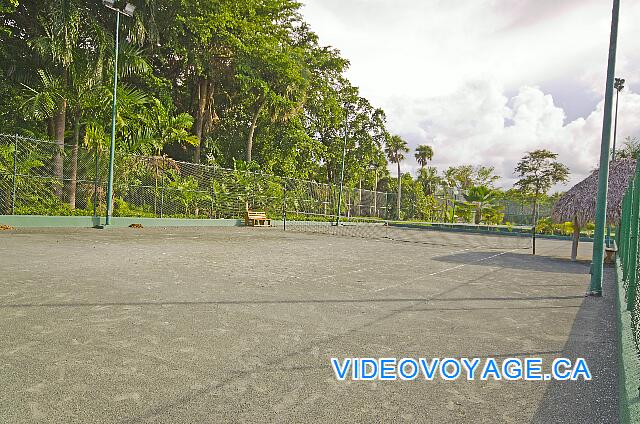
[0,215,244,228]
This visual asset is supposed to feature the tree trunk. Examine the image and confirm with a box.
[47,118,55,139]
[68,115,80,209]
[203,80,217,133]
[52,100,67,199]
[246,96,265,163]
[397,161,401,220]
[193,77,208,164]
[571,215,580,261]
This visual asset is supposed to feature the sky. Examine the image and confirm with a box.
[300,0,640,190]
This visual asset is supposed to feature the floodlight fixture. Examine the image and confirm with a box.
[123,3,136,17]
[103,0,135,225]
[103,0,135,17]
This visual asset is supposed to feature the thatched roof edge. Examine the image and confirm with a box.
[552,158,637,227]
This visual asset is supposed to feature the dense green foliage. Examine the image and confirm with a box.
[1,1,569,227]
[0,0,389,187]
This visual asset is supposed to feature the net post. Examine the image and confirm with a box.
[11,134,18,215]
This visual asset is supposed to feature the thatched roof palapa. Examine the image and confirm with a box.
[552,158,637,227]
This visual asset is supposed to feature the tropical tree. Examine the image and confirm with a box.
[414,144,434,170]
[514,149,569,249]
[463,185,497,224]
[238,40,310,163]
[23,0,96,198]
[1,0,393,218]
[385,134,409,219]
[417,166,441,195]
[121,98,198,155]
[475,166,501,187]
[443,165,500,190]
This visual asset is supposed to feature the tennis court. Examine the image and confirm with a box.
[0,226,618,423]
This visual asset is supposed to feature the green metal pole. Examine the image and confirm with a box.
[532,199,538,256]
[612,88,621,159]
[336,109,348,226]
[626,161,640,310]
[282,183,287,231]
[607,88,622,247]
[623,183,633,280]
[92,146,99,218]
[160,157,165,218]
[451,201,456,223]
[105,11,120,226]
[589,0,620,296]
[11,134,18,215]
[621,191,631,279]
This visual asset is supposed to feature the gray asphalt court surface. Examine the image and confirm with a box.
[0,226,618,423]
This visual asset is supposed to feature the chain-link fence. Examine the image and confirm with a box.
[499,199,553,225]
[0,134,394,221]
[617,158,640,357]
[0,134,103,216]
[0,133,553,225]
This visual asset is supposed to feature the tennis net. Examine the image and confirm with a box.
[281,215,533,250]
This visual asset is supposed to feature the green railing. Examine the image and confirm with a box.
[617,158,640,343]
[615,157,640,423]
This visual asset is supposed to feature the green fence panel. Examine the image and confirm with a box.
[627,176,640,311]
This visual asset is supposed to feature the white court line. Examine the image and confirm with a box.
[427,250,514,276]
[373,248,517,293]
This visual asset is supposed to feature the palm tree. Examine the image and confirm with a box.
[385,135,409,219]
[26,0,84,198]
[21,70,67,197]
[127,98,199,155]
[463,185,497,224]
[418,166,441,195]
[414,144,434,170]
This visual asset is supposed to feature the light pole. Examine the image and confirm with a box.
[607,77,625,247]
[368,162,379,217]
[612,77,625,159]
[103,0,135,226]
[335,108,348,226]
[590,0,620,296]
[451,188,458,223]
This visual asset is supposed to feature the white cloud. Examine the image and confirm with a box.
[388,82,640,190]
[301,0,640,191]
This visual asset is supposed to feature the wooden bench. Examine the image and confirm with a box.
[245,210,271,227]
